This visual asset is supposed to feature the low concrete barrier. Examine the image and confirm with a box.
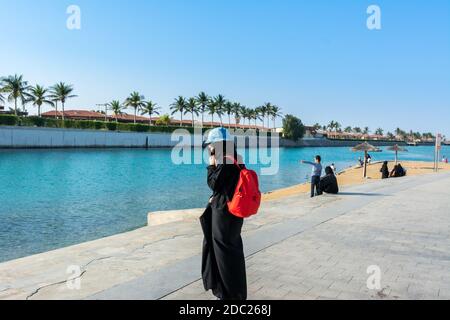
[0,126,200,149]
[147,208,203,226]
[0,126,274,149]
[1,126,407,149]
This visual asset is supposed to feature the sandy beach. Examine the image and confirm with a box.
[263,161,450,201]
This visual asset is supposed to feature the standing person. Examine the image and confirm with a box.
[380,161,390,179]
[358,157,364,167]
[200,128,247,300]
[301,155,323,198]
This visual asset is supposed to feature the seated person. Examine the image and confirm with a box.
[396,163,406,177]
[318,166,339,194]
[380,161,390,179]
[390,164,406,178]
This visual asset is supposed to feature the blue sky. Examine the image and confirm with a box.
[1,0,449,136]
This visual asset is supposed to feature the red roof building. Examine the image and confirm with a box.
[42,110,106,121]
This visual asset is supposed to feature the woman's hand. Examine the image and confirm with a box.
[209,155,216,167]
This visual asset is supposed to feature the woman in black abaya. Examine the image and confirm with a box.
[200,128,247,300]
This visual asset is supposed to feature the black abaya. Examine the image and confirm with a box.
[200,163,247,300]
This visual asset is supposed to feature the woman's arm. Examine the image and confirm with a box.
[207,165,226,192]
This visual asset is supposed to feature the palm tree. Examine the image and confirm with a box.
[50,82,77,122]
[353,127,362,134]
[255,107,264,128]
[328,121,341,132]
[185,98,199,127]
[124,92,146,124]
[249,108,261,129]
[207,98,217,127]
[241,106,251,127]
[28,85,54,117]
[260,103,274,129]
[50,96,60,119]
[375,128,384,136]
[170,96,187,127]
[141,100,160,126]
[387,132,395,140]
[327,121,335,132]
[238,106,247,127]
[195,92,209,127]
[1,74,31,115]
[363,127,370,135]
[223,101,234,128]
[268,105,282,131]
[108,100,124,123]
[232,102,242,129]
[344,126,353,133]
[212,95,226,126]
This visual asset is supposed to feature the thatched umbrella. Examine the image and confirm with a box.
[351,142,381,178]
[387,144,408,165]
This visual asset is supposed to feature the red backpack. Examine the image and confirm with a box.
[225,156,261,218]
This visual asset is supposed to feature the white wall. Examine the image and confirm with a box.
[0,126,195,148]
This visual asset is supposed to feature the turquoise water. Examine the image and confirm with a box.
[0,146,448,262]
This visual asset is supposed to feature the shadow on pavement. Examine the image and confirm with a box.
[338,192,387,197]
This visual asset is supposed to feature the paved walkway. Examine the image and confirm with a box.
[162,173,450,300]
[101,172,450,300]
[2,172,450,300]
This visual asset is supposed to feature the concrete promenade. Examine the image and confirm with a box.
[1,171,450,300]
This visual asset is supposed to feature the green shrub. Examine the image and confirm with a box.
[117,123,132,132]
[156,114,171,126]
[44,118,60,128]
[19,116,46,127]
[282,114,305,141]
[75,120,93,129]
[0,114,19,126]
[106,122,117,131]
[62,120,76,129]
[2,116,251,136]
[132,124,150,132]
[93,121,105,130]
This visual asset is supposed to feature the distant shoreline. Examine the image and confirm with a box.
[0,125,419,149]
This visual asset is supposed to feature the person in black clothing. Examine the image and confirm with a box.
[380,161,390,179]
[200,128,247,300]
[390,163,406,178]
[318,166,339,194]
[396,163,406,177]
[390,165,397,177]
